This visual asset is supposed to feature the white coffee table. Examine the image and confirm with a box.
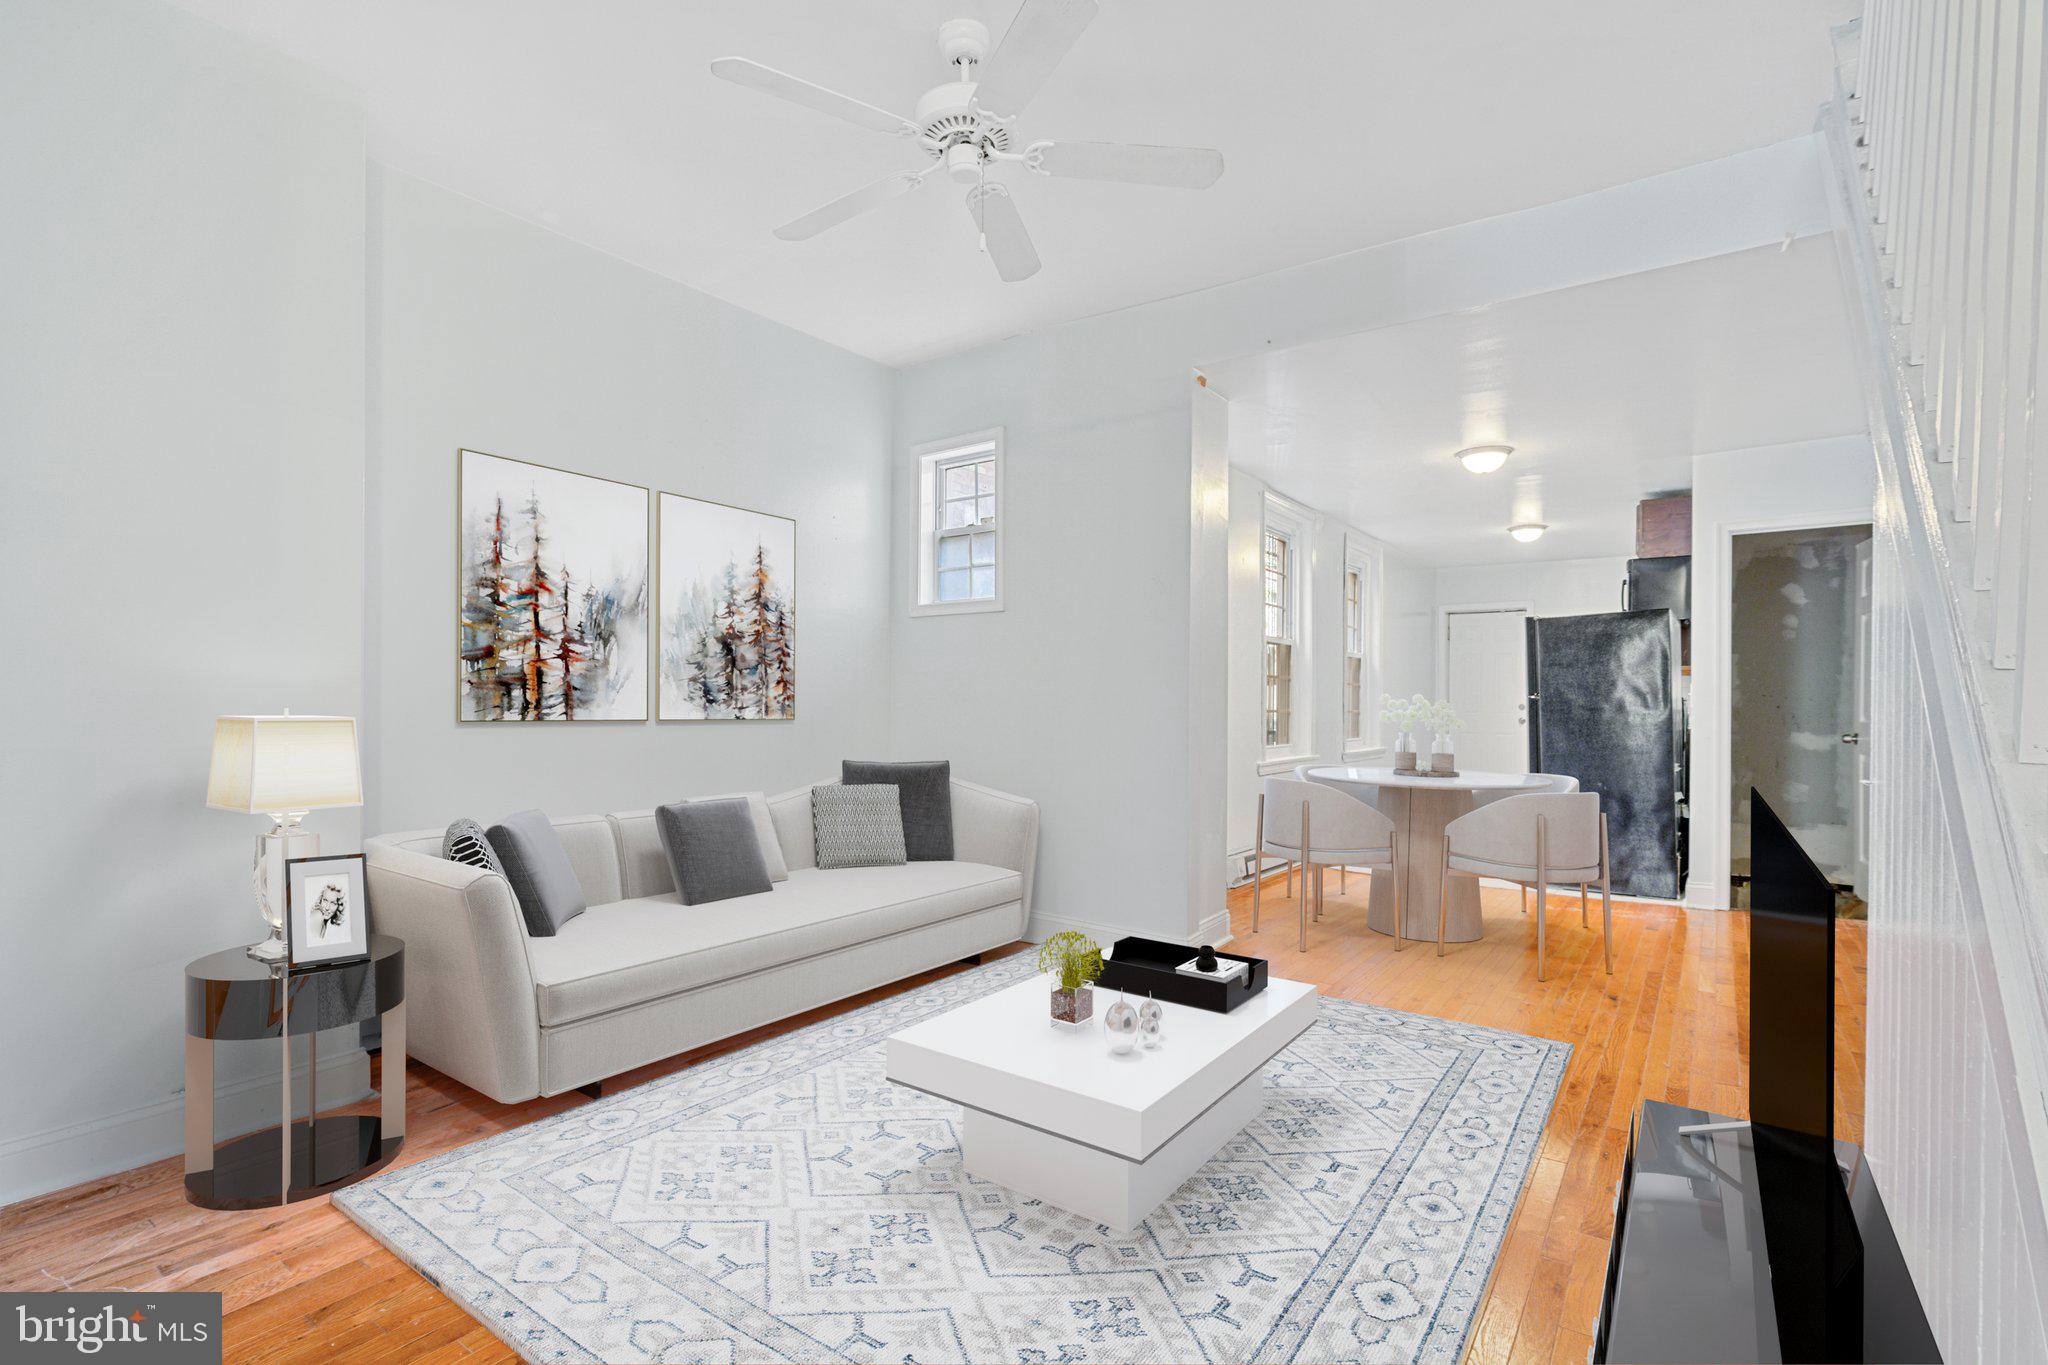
[885,972,1318,1233]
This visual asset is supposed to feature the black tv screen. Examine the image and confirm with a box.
[1748,787,1836,1141]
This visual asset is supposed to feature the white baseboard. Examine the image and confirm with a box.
[0,1047,373,1209]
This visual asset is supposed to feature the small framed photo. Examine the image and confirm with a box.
[285,853,369,968]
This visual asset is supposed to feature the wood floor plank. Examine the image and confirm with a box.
[0,883,1864,1365]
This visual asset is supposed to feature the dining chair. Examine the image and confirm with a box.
[1302,764,1379,894]
[1435,791,1611,980]
[1473,773,1582,914]
[1256,778,1399,951]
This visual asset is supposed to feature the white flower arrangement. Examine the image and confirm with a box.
[1382,694,1462,740]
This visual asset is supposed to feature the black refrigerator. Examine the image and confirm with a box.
[1525,609,1683,899]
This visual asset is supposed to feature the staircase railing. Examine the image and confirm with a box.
[1821,7,2048,1358]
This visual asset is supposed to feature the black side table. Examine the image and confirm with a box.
[183,933,405,1209]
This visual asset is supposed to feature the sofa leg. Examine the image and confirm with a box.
[577,1080,606,1100]
[957,952,983,966]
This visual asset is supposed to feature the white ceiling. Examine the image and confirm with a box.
[171,0,1858,366]
[1207,235,1866,568]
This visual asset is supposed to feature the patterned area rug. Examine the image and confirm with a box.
[336,955,1568,1364]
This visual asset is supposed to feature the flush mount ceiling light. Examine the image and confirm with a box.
[1456,444,1513,474]
[1508,522,1548,543]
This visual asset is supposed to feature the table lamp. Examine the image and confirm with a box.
[206,713,362,962]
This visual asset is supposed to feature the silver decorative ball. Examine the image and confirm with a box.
[1139,998,1164,1049]
[1103,996,1139,1055]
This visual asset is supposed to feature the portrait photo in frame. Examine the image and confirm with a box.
[285,853,370,968]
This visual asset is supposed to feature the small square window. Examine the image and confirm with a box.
[914,436,1003,615]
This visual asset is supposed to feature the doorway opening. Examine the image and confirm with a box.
[1727,523,1872,913]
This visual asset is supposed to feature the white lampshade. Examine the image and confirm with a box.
[206,714,362,813]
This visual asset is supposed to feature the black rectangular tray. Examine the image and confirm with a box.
[1095,936,1268,1014]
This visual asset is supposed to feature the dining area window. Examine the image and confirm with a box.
[1263,527,1295,750]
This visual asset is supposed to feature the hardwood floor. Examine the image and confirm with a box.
[0,879,1865,1365]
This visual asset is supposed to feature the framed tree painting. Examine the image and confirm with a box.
[458,448,649,721]
[658,492,795,720]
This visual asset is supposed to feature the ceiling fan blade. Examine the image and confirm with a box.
[965,183,1041,282]
[775,169,933,241]
[710,57,916,137]
[1028,140,1225,188]
[973,0,1100,118]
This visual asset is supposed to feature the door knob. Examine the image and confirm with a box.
[1841,732,1861,745]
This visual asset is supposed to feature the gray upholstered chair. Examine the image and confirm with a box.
[1473,772,1581,913]
[1436,791,1611,980]
[1302,763,1380,894]
[1256,777,1399,951]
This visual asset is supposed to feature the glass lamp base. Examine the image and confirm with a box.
[250,817,318,965]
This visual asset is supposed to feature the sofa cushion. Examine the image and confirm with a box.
[525,862,1021,1026]
[487,810,588,937]
[612,794,787,898]
[655,798,773,905]
[842,760,954,861]
[812,784,907,869]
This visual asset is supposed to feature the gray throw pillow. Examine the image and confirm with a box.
[840,760,953,861]
[688,791,789,882]
[655,798,773,906]
[485,810,587,937]
[441,818,505,876]
[813,784,907,869]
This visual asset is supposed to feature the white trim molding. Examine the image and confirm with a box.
[0,1046,371,1209]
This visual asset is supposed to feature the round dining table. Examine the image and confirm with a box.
[1304,766,1562,943]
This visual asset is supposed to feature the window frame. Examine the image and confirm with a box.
[1342,534,1385,757]
[910,430,1004,617]
[1260,491,1313,764]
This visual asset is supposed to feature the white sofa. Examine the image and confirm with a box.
[363,778,1038,1103]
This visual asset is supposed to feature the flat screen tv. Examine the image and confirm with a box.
[1748,788,1836,1139]
[1748,788,1862,1360]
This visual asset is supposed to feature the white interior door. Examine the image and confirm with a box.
[1444,608,1530,773]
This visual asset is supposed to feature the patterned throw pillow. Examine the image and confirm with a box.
[442,818,505,876]
[811,784,907,870]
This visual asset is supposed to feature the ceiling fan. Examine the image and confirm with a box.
[710,0,1225,282]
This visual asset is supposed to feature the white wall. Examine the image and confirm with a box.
[1688,434,1874,908]
[363,167,898,832]
[890,136,1835,952]
[0,0,369,1203]
[1222,462,1435,867]
[1436,556,1630,622]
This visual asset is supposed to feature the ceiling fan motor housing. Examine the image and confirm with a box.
[916,80,1010,179]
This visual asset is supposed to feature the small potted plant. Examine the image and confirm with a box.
[1037,930,1104,1027]
[1382,693,1422,772]
[1425,699,1462,775]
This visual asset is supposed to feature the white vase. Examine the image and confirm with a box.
[1430,732,1456,775]
[1393,730,1419,773]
